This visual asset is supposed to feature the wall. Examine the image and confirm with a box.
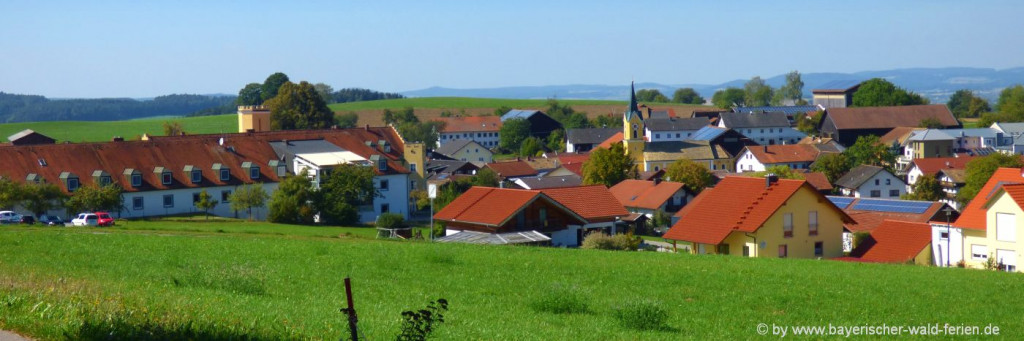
[848,172,906,198]
[450,144,494,163]
[717,122,806,145]
[645,129,701,142]
[116,183,279,221]
[912,140,954,159]
[813,93,849,109]
[735,150,765,172]
[367,173,411,222]
[959,192,1024,272]
[931,223,967,267]
[438,131,500,149]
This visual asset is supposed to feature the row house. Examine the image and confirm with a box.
[433,116,502,149]
[717,111,806,145]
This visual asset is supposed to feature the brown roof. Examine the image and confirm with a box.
[484,160,538,178]
[879,127,924,145]
[745,144,823,164]
[540,185,629,222]
[433,187,579,227]
[610,180,685,210]
[432,116,502,133]
[851,220,933,263]
[911,156,977,176]
[825,105,959,130]
[801,172,834,191]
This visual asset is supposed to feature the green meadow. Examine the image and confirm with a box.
[1,220,1022,340]
[0,115,236,143]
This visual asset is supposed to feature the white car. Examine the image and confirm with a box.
[71,213,99,226]
[0,211,21,224]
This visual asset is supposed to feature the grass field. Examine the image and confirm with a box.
[2,220,1022,340]
[0,115,236,143]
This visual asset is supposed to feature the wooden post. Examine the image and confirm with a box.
[343,277,358,341]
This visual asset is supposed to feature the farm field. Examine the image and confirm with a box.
[1,220,1022,340]
[0,115,236,143]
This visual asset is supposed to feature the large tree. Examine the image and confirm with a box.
[0,178,23,210]
[947,89,991,119]
[663,158,715,195]
[750,165,804,180]
[265,81,336,130]
[21,182,66,217]
[336,112,359,128]
[64,184,123,213]
[672,88,704,104]
[236,82,263,106]
[499,118,531,152]
[268,171,317,224]
[852,78,928,107]
[711,87,745,108]
[743,76,774,107]
[796,110,823,135]
[316,164,377,226]
[229,183,269,221]
[842,135,895,169]
[774,70,805,105]
[996,84,1024,117]
[903,174,943,201]
[958,153,1024,205]
[313,83,335,104]
[581,143,637,187]
[636,89,669,103]
[260,72,290,102]
[810,153,851,183]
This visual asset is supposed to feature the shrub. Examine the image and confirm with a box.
[581,232,641,251]
[530,284,590,314]
[375,213,405,229]
[613,299,669,331]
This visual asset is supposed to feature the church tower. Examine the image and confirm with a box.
[622,82,645,161]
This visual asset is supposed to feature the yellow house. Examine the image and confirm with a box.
[237,105,271,133]
[905,130,955,159]
[959,183,1024,271]
[434,139,493,163]
[664,176,854,258]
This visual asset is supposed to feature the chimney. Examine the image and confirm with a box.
[112,136,124,142]
[365,124,370,131]
[653,177,662,185]
[763,145,768,153]
[766,173,778,187]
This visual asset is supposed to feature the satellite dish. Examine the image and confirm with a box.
[218,137,224,146]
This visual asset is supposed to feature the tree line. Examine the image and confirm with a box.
[0,92,236,123]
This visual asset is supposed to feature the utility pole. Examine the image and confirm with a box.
[341,277,358,341]
[428,183,437,242]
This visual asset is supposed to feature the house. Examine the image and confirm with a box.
[513,175,583,190]
[664,176,854,258]
[433,116,502,149]
[7,129,56,146]
[733,105,822,124]
[433,139,493,163]
[717,111,806,145]
[834,165,906,198]
[936,168,967,210]
[844,220,933,264]
[941,167,1024,271]
[501,110,563,138]
[424,160,479,187]
[433,185,628,247]
[642,140,734,172]
[811,80,862,109]
[688,126,757,157]
[735,144,825,173]
[828,195,951,252]
[610,179,690,218]
[643,116,711,142]
[989,122,1024,153]
[817,105,960,147]
[797,136,846,153]
[906,156,976,209]
[566,128,620,153]
[483,160,538,181]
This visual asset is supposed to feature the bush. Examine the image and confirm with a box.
[375,213,405,229]
[530,284,590,314]
[581,232,641,251]
[613,299,669,331]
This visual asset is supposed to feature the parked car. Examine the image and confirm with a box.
[38,215,65,226]
[71,213,99,227]
[19,215,35,225]
[95,212,115,227]
[0,211,22,224]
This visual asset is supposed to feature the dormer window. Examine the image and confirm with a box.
[25,173,41,184]
[212,163,230,181]
[154,167,172,185]
[268,160,286,177]
[59,171,79,192]
[92,170,112,187]
[378,161,387,172]
[123,168,142,187]
[132,174,142,187]
[241,162,259,180]
[184,165,202,184]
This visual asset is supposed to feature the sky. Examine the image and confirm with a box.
[2,0,1023,98]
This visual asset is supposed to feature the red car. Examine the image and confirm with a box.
[95,212,115,227]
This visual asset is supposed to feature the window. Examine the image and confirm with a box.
[249,167,260,180]
[378,161,386,172]
[717,244,730,255]
[163,194,174,208]
[940,231,949,239]
[132,197,144,210]
[875,179,880,186]
[676,133,680,138]
[192,192,200,203]
[655,133,661,139]
[380,203,389,213]
[479,157,484,162]
[972,245,988,261]
[778,244,788,258]
[98,175,112,186]
[191,170,202,184]
[808,211,818,236]
[996,212,1016,242]
[885,179,891,185]
[889,189,900,197]
[410,163,417,173]
[760,129,764,133]
[67,178,80,191]
[654,166,660,171]
[870,190,881,198]
[220,168,230,181]
[814,242,824,257]
[410,180,417,189]
[162,172,172,185]
[380,179,389,191]
[131,174,142,187]
[783,213,793,238]
[222,190,231,202]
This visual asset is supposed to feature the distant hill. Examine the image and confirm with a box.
[402,67,1024,103]
[0,92,237,123]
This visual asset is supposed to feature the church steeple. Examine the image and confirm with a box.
[628,81,639,116]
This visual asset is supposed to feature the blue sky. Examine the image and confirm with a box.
[2,0,1022,98]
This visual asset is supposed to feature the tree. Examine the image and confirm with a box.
[903,174,943,201]
[229,183,269,221]
[562,112,591,129]
[919,117,944,129]
[268,171,317,224]
[265,81,335,130]
[672,88,704,104]
[750,165,804,179]
[958,153,1024,205]
[996,84,1024,117]
[0,178,23,210]
[499,118,531,152]
[260,72,290,102]
[663,158,714,194]
[711,87,745,108]
[65,184,123,213]
[472,168,500,188]
[520,136,543,157]
[636,89,669,103]
[547,129,565,152]
[775,70,805,105]
[162,121,184,136]
[193,190,219,220]
[581,143,637,187]
[236,83,263,106]
[948,89,991,118]
[843,135,895,168]
[20,182,66,218]
[313,83,335,104]
[493,105,513,117]
[592,114,618,128]
[796,110,823,135]
[316,164,377,226]
[396,121,443,147]
[810,153,851,183]
[336,112,358,128]
[743,76,774,107]
[852,78,928,107]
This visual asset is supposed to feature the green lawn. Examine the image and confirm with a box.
[0,114,235,143]
[2,221,1022,340]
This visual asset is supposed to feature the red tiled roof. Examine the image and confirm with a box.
[484,160,538,178]
[999,184,1024,209]
[432,116,502,133]
[558,153,591,165]
[610,180,685,210]
[954,168,1023,230]
[911,156,977,176]
[433,187,543,226]
[562,163,584,176]
[826,105,959,130]
[745,144,822,164]
[595,132,624,150]
[855,220,932,263]
[665,177,853,244]
[801,172,833,191]
[540,185,629,221]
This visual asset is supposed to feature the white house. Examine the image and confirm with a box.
[433,116,502,149]
[433,139,493,163]
[643,116,710,142]
[834,165,906,198]
[566,127,619,153]
[735,144,823,173]
[718,111,806,145]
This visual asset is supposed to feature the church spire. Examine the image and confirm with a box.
[629,81,639,115]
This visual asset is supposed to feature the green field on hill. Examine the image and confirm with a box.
[1,220,1021,340]
[328,97,629,111]
[0,115,236,143]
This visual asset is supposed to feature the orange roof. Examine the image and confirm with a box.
[484,160,538,178]
[999,184,1024,209]
[911,156,977,176]
[610,180,685,210]
[432,116,502,133]
[745,144,822,164]
[595,132,624,150]
[855,220,933,263]
[665,177,853,244]
[540,185,629,221]
[954,167,1023,230]
[433,187,545,226]
[801,172,833,191]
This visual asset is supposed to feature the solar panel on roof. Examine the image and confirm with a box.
[850,199,932,214]
[827,196,855,209]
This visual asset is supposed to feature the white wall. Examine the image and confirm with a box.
[367,173,411,223]
[717,122,806,145]
[118,183,280,221]
[645,129,701,142]
[932,223,965,267]
[736,150,765,172]
[847,172,906,198]
[439,131,500,149]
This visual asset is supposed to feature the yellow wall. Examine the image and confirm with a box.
[404,142,426,191]
[646,159,733,173]
[813,94,846,102]
[237,106,271,133]
[913,244,932,265]
[961,192,1024,270]
[450,144,493,163]
[911,140,953,159]
[545,167,577,177]
[622,112,645,160]
[700,186,846,259]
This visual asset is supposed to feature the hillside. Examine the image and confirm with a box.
[1,221,1021,339]
[0,114,236,143]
